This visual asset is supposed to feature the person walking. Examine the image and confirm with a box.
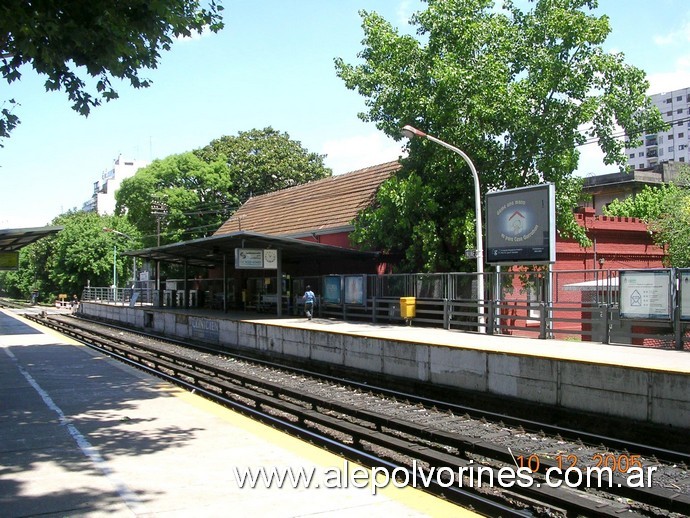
[303,285,315,320]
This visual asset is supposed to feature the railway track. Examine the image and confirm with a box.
[27,313,690,517]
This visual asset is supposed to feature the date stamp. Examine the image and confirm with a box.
[516,453,645,473]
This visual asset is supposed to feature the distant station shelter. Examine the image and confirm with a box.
[0,226,63,270]
[124,162,398,315]
[126,230,380,315]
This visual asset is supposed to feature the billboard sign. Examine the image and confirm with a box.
[486,183,556,264]
[323,276,342,304]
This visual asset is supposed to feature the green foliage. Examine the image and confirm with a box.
[193,127,332,202]
[116,152,236,246]
[0,0,224,145]
[604,167,690,267]
[603,183,681,222]
[335,0,665,272]
[0,211,140,301]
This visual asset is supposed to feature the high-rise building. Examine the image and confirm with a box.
[625,87,690,170]
[82,155,149,215]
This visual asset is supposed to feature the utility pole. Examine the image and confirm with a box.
[151,201,168,302]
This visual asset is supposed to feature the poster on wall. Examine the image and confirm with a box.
[485,183,556,265]
[619,269,672,320]
[344,275,366,305]
[323,276,342,304]
[680,270,690,321]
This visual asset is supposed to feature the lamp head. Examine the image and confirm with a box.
[401,124,427,139]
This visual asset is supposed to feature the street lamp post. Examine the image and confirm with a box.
[400,125,485,331]
[103,228,136,288]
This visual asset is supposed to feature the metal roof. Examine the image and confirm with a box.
[123,230,379,268]
[0,226,63,252]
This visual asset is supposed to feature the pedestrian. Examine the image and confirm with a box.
[71,294,79,310]
[303,285,315,320]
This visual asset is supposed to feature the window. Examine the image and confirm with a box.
[659,135,664,143]
[677,96,683,101]
[659,148,664,156]
[678,109,684,114]
[638,151,644,157]
[669,146,675,152]
[681,157,686,163]
[629,153,635,158]
[639,163,645,168]
[680,132,685,138]
[667,110,673,116]
[669,134,674,140]
[666,97,673,103]
[679,121,684,126]
[679,144,687,150]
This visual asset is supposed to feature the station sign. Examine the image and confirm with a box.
[234,248,278,269]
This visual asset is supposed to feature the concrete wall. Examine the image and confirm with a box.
[79,303,690,429]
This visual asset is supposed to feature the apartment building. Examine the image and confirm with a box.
[82,155,149,215]
[626,87,690,170]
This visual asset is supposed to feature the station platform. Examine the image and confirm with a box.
[80,302,690,430]
[0,309,474,517]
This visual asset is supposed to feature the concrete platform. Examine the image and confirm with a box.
[0,309,474,517]
[81,303,690,429]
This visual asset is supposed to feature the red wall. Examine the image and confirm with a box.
[556,207,665,271]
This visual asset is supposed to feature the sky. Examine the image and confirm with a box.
[2,0,690,229]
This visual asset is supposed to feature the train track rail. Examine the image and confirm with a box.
[27,313,690,517]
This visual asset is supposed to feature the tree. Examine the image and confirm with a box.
[116,153,236,247]
[194,127,332,203]
[0,211,139,301]
[603,183,681,222]
[604,168,690,267]
[335,0,665,272]
[0,0,224,145]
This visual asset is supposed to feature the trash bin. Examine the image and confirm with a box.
[400,297,416,319]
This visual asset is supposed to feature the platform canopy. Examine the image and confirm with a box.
[0,226,63,252]
[122,230,379,268]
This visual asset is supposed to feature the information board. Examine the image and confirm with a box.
[679,270,690,321]
[619,270,672,320]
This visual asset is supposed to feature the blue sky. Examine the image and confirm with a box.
[2,0,690,229]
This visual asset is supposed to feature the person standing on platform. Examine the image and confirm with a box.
[303,285,315,320]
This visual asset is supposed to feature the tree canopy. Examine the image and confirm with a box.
[0,211,140,301]
[116,152,236,247]
[335,0,665,272]
[604,168,690,267]
[117,129,331,247]
[194,127,332,202]
[0,0,224,145]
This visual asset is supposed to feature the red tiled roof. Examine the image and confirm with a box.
[214,161,401,237]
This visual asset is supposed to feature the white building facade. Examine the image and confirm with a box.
[626,87,690,170]
[82,155,149,215]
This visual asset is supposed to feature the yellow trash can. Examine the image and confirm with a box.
[400,297,416,319]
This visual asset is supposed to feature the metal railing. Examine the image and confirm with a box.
[81,269,690,351]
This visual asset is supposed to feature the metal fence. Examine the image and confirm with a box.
[81,269,690,351]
